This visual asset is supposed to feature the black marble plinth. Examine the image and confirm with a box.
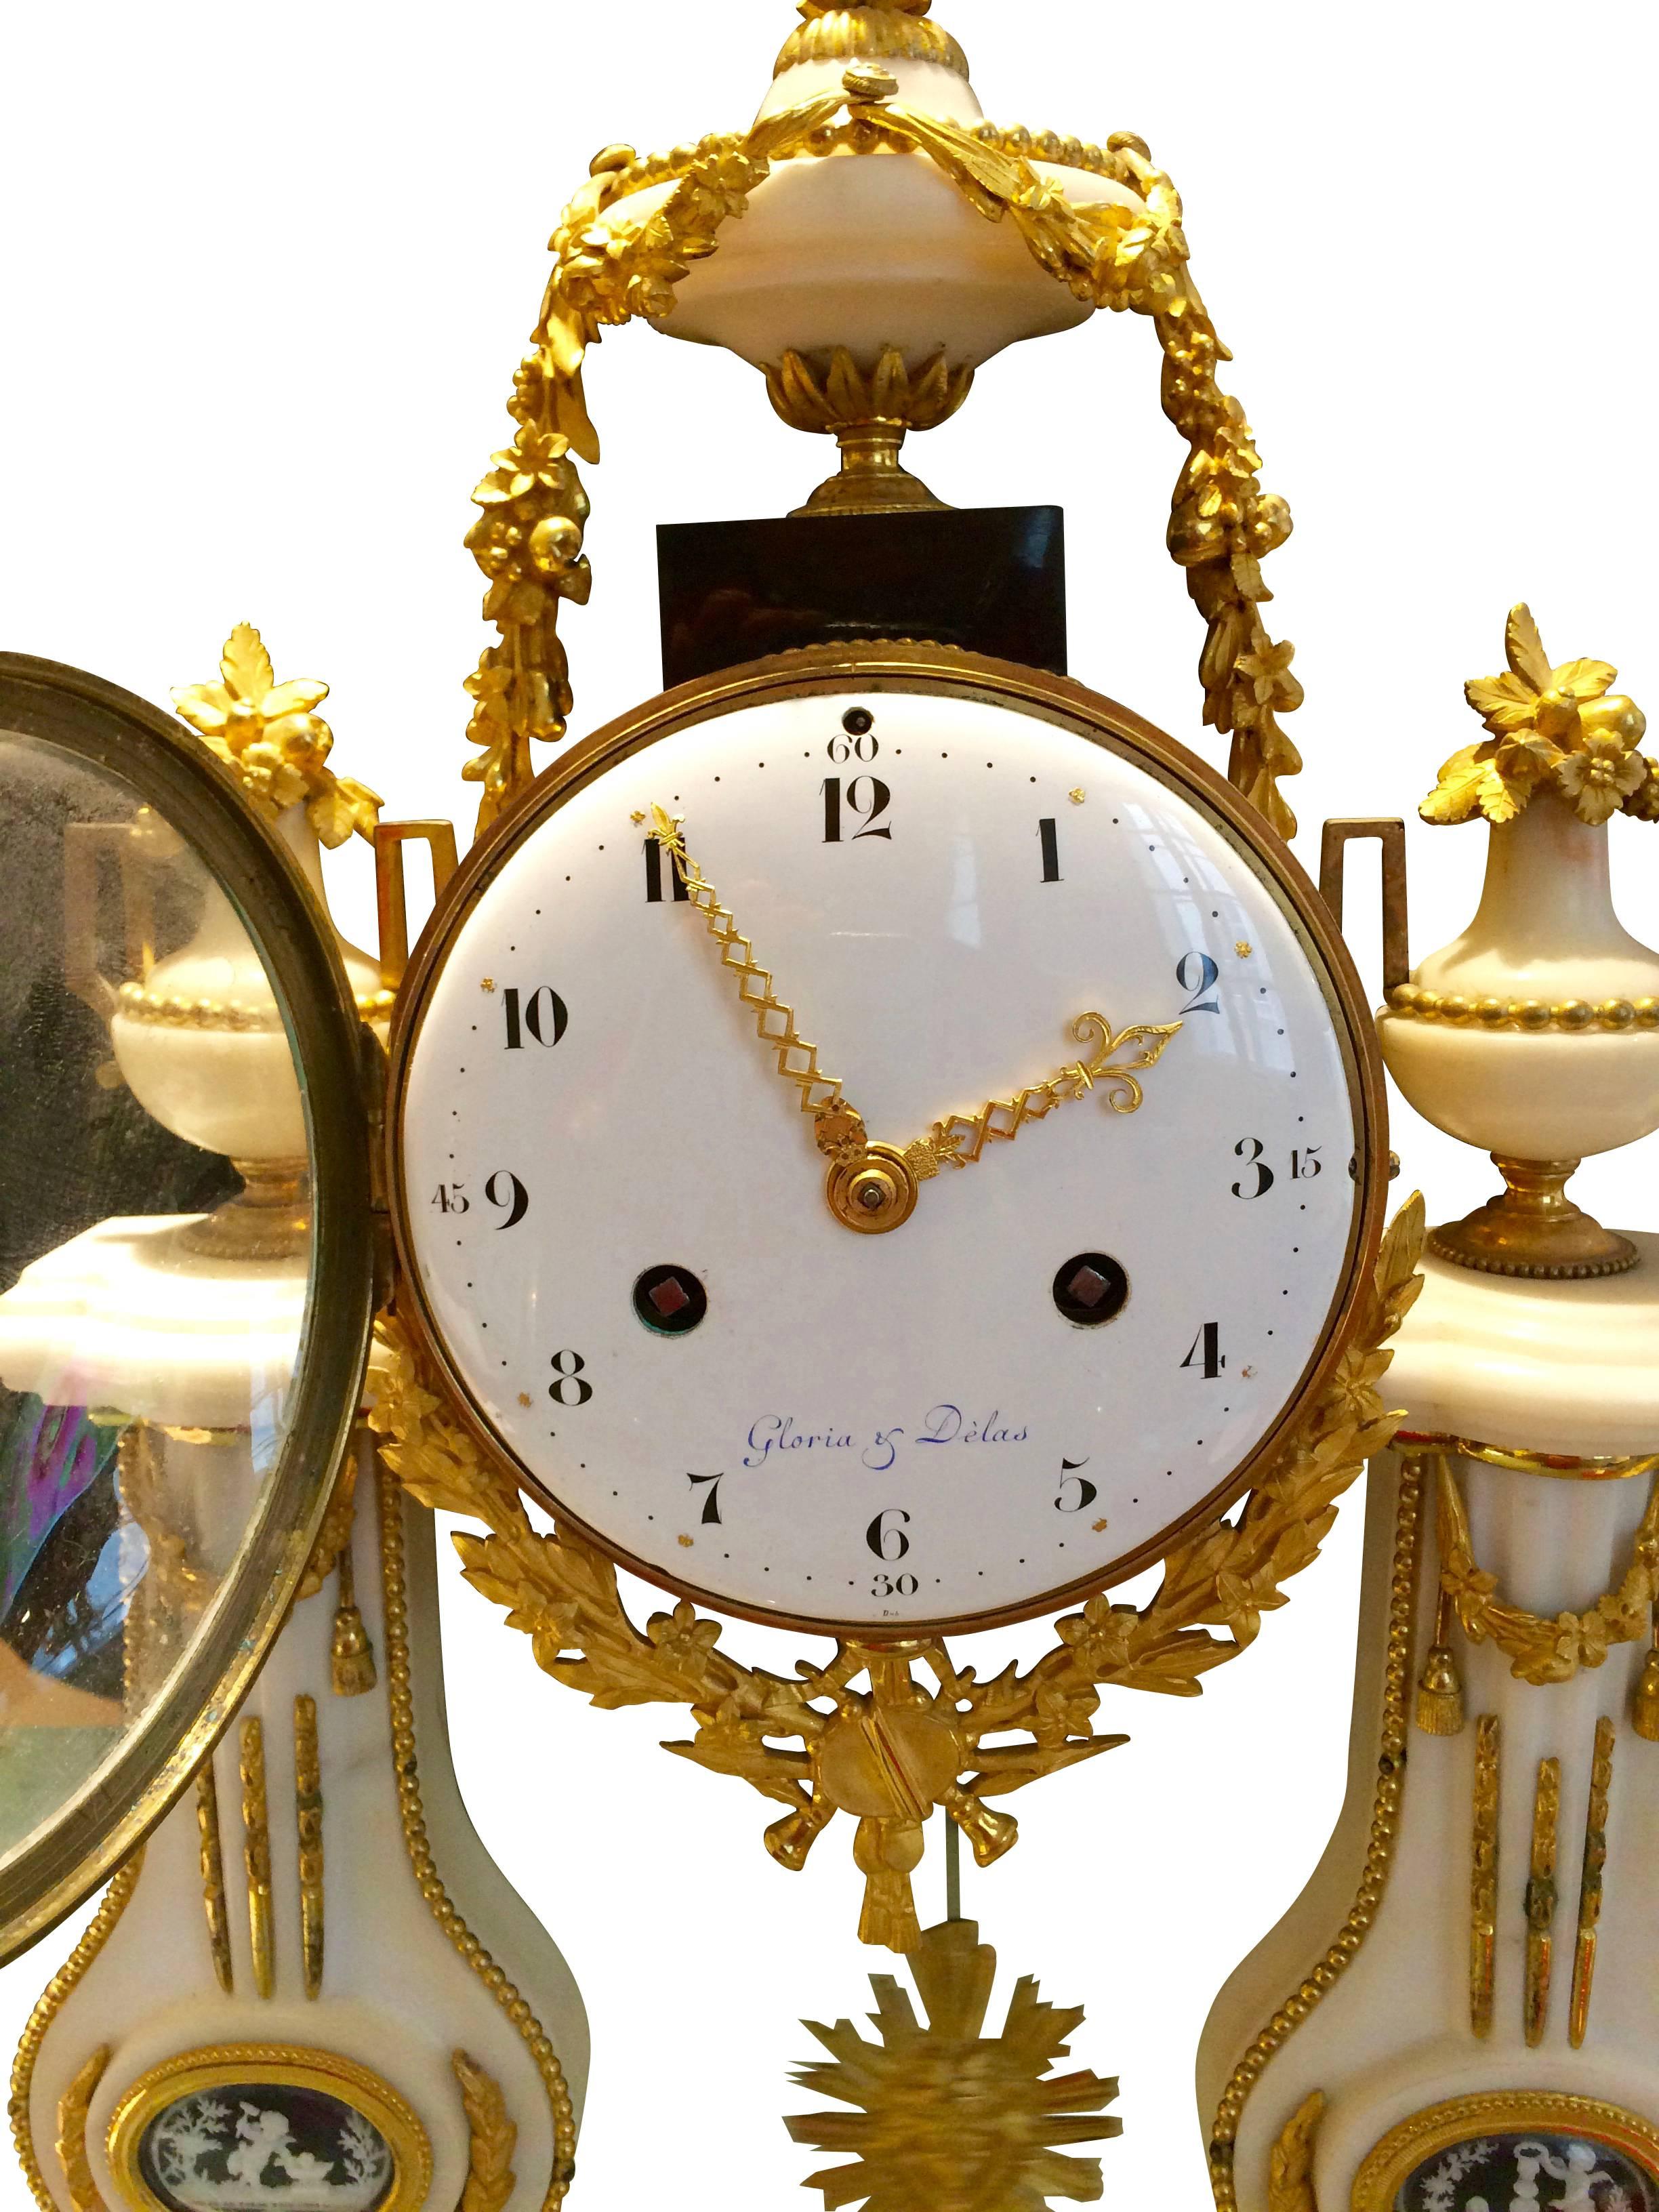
[657,506,1066,688]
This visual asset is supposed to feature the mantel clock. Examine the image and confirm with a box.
[0,5,1487,2211]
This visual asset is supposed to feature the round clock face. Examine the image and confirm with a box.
[391,653,1383,1634]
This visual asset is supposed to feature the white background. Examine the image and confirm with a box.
[1,1,1656,2205]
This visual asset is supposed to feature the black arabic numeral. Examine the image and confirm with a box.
[1054,1458,1098,1513]
[866,1507,912,1561]
[1038,817,1061,883]
[1176,951,1221,1015]
[847,776,893,840]
[1181,1322,1225,1378]
[548,1350,593,1407]
[485,1170,529,1229]
[871,1571,920,1599]
[1292,1145,1323,1180]
[689,1473,724,1525]
[1231,1136,1275,1199]
[504,986,567,1050]
[827,729,879,764]
[430,1183,469,1214]
[822,777,893,842]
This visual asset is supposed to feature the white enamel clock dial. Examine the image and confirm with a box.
[392,655,1383,1633]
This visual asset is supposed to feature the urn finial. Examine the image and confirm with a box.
[100,626,393,1259]
[172,623,383,849]
[1420,602,1655,832]
[1381,604,1659,1279]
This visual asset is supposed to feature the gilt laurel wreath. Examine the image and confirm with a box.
[367,1196,1423,1944]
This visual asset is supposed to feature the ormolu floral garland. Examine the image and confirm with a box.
[459,68,1308,836]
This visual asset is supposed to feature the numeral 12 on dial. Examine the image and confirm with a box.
[822,777,893,842]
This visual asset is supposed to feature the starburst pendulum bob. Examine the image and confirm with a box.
[787,1918,1122,2212]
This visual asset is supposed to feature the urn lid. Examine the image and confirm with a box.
[760,1,981,126]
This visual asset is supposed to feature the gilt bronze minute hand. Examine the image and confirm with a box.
[649,806,1181,1235]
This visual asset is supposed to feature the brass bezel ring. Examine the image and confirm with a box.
[0,656,376,1966]
[105,2043,433,2212]
[386,642,1390,1641]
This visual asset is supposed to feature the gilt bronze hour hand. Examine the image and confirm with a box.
[648,803,860,1130]
[649,806,1181,1235]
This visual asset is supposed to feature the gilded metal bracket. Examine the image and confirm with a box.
[375,820,461,987]
[1570,1717,1615,2049]
[240,1719,274,2001]
[1523,1757,1562,2046]
[1471,1715,1500,2037]
[63,820,155,1025]
[1319,818,1410,996]
[295,1695,325,2001]
[195,1768,234,1996]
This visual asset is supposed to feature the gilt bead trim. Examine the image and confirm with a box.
[1385,984,1659,1034]
[600,119,1130,212]
[113,981,396,1031]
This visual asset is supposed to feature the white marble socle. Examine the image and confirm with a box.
[1389,1235,1659,1459]
[1200,1230,1659,2211]
[0,1216,306,1435]
[20,1446,590,2212]
[7,1210,589,2212]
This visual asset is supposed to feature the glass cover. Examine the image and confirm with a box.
[394,672,1376,1635]
[0,733,317,1881]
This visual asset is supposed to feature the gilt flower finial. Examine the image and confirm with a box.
[798,0,931,16]
[172,624,382,848]
[1421,603,1652,829]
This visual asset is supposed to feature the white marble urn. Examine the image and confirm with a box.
[583,1,1143,512]
[1381,787,1659,1279]
[110,802,388,1164]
